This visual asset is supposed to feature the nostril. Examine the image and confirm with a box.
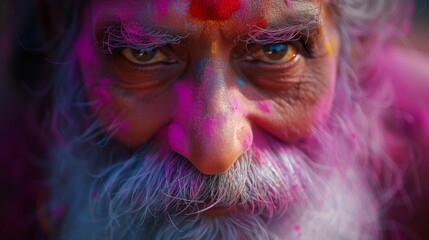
[167,112,252,175]
[187,127,250,175]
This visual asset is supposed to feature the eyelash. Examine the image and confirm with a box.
[297,36,316,58]
[100,34,315,69]
[243,30,316,58]
[257,42,312,60]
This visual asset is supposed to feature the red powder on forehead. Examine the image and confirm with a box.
[189,0,240,21]
[256,17,267,27]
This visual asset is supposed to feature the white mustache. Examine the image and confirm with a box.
[48,123,383,239]
[89,142,319,220]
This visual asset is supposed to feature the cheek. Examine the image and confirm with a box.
[90,79,117,124]
[85,73,177,146]
[107,92,174,146]
[85,76,176,146]
[249,64,336,143]
[75,26,174,146]
[257,97,317,142]
[311,59,337,125]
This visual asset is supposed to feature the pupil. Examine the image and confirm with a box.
[131,48,156,62]
[263,44,288,61]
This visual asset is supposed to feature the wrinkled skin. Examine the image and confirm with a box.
[76,0,339,175]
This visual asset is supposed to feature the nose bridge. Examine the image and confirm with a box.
[196,53,229,117]
[194,61,234,147]
[168,44,252,175]
[191,53,241,174]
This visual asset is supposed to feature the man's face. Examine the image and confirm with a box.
[53,2,387,238]
[76,0,339,175]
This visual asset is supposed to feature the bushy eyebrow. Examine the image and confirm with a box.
[240,6,321,45]
[241,23,319,46]
[97,2,321,53]
[98,21,186,54]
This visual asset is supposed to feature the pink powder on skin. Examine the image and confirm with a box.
[230,92,245,115]
[156,0,169,16]
[241,131,253,151]
[92,79,114,106]
[91,79,130,134]
[256,100,271,113]
[168,122,190,157]
[117,119,130,133]
[173,82,194,116]
[201,117,216,138]
[293,225,300,231]
[292,224,302,238]
[91,79,123,130]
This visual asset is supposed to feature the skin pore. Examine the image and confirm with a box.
[75,0,340,176]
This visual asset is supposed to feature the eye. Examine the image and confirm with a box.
[120,47,177,65]
[252,43,297,64]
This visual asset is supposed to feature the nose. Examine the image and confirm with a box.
[168,58,252,175]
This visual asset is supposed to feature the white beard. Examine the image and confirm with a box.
[48,127,381,240]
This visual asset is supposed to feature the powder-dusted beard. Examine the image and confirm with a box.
[48,124,382,240]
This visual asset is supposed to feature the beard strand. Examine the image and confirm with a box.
[48,127,381,240]
[85,141,318,238]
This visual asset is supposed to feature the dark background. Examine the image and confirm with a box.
[411,0,429,53]
[413,0,429,23]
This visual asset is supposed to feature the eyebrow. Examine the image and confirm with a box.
[240,5,321,45]
[97,2,321,52]
[98,21,186,54]
[241,22,320,46]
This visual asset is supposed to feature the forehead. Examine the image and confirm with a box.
[89,0,321,35]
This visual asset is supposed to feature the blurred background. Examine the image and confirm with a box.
[410,0,429,53]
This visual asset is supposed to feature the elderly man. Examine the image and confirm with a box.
[5,0,425,239]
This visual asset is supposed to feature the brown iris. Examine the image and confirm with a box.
[253,43,297,64]
[130,48,157,62]
[263,44,289,61]
[120,47,172,65]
